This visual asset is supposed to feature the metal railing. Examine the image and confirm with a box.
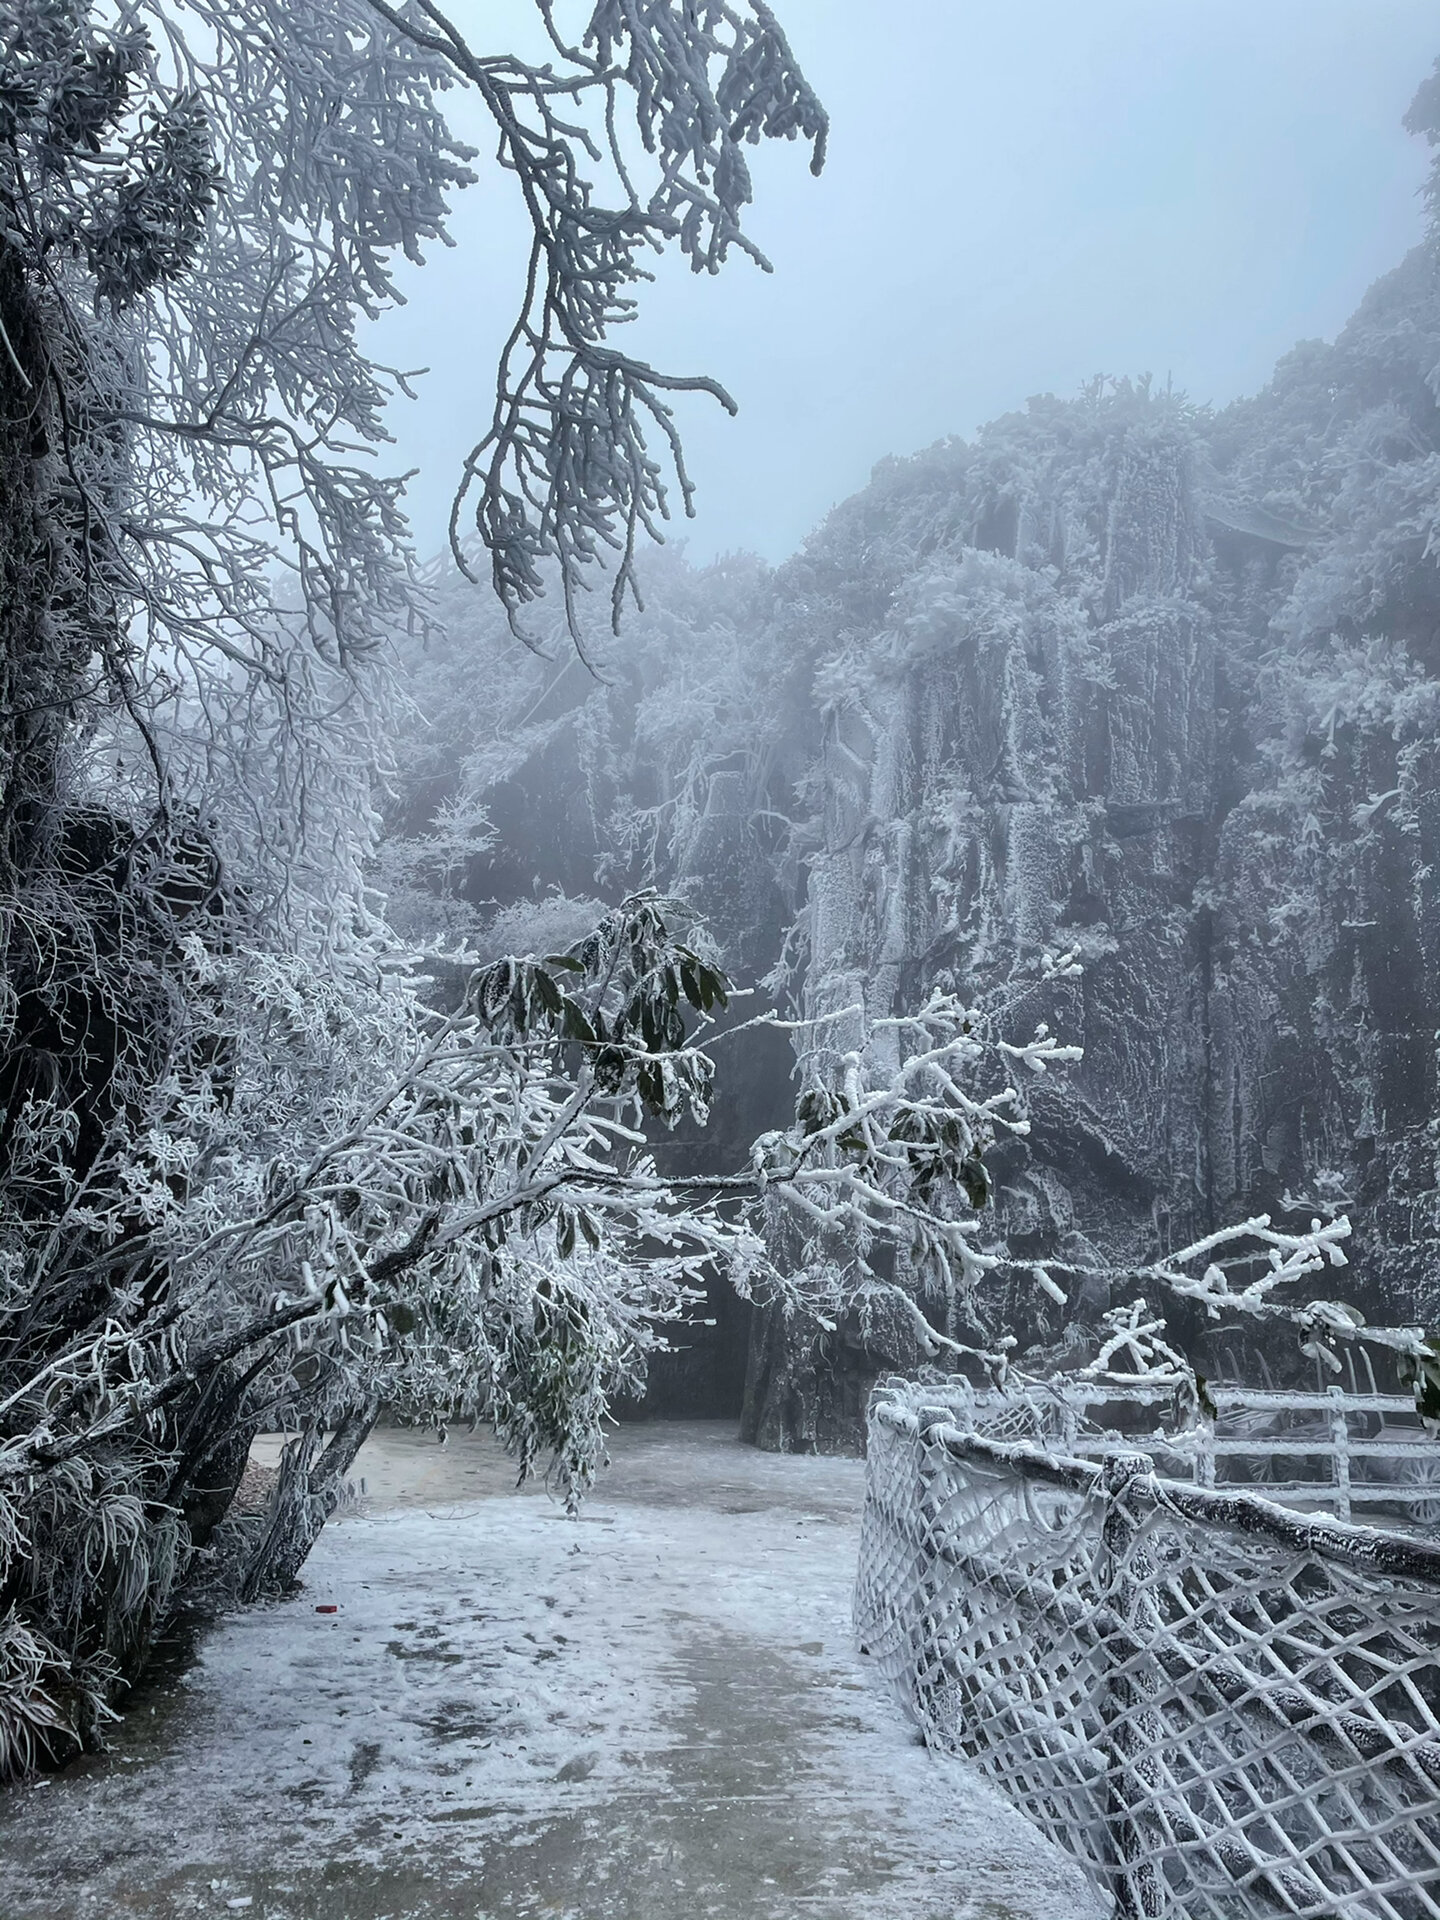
[936,1380,1440,1528]
[856,1380,1440,1918]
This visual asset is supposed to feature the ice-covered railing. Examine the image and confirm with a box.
[856,1379,1440,1919]
[926,1377,1440,1528]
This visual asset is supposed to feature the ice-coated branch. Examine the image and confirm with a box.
[364,0,827,638]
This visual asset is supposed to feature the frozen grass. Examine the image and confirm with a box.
[0,1422,1108,1919]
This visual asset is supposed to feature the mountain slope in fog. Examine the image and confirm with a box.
[386,182,1440,1437]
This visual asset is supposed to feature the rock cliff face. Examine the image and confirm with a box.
[388,164,1440,1445]
[736,244,1440,1437]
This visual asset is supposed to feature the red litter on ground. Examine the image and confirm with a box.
[315,1604,338,1614]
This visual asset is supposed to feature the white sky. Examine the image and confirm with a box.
[372,1,1440,567]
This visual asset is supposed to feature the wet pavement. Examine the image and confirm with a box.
[0,1422,1107,1919]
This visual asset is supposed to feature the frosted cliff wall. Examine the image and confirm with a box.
[386,239,1440,1438]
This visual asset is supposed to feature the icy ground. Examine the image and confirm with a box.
[0,1421,1107,1919]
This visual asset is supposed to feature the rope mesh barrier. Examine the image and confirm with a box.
[855,1380,1440,1918]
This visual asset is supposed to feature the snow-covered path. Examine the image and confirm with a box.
[0,1422,1106,1919]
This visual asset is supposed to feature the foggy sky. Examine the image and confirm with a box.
[373,1,1440,571]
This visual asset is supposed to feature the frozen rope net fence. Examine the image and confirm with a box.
[855,1379,1440,1919]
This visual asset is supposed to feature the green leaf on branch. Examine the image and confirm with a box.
[958,1151,990,1210]
[561,1000,595,1044]
[532,968,563,1016]
[1399,1333,1440,1436]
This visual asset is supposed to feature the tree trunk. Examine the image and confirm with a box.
[0,241,69,893]
[241,1399,380,1600]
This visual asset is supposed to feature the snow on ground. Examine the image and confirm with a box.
[0,1421,1109,1919]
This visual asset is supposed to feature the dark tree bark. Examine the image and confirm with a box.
[240,1399,380,1601]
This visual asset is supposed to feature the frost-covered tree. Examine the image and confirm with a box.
[0,0,828,1776]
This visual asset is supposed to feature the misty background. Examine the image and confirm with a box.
[375,0,1440,568]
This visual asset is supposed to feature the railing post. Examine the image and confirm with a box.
[1196,1409,1216,1489]
[911,1413,956,1734]
[1328,1384,1352,1521]
[1096,1451,1165,1919]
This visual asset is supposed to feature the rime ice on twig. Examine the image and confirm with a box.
[368,0,827,642]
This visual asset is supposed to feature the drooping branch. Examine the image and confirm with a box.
[364,0,827,640]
